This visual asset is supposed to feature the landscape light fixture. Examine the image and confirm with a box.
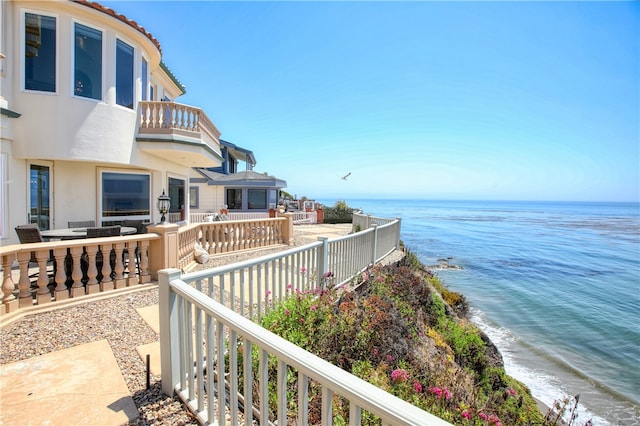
[157,189,170,223]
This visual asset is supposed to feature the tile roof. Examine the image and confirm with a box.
[72,0,162,54]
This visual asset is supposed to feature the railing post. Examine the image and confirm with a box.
[395,217,402,250]
[147,223,180,281]
[317,237,329,289]
[371,224,378,265]
[281,213,294,245]
[1,253,18,313]
[159,268,183,396]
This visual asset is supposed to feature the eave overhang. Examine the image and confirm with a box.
[137,136,223,168]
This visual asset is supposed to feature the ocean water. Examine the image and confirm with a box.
[319,199,640,425]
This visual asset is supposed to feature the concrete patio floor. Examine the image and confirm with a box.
[0,339,138,425]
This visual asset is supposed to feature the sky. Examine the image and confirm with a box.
[101,0,639,202]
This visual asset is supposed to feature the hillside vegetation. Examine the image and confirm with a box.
[257,252,548,425]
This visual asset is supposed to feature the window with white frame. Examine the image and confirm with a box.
[100,171,151,224]
[25,12,56,92]
[74,23,102,100]
[0,154,6,238]
[141,57,148,101]
[116,39,134,108]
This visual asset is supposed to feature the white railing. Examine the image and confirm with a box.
[190,212,271,223]
[352,211,398,232]
[158,218,453,425]
[159,268,451,426]
[291,211,317,224]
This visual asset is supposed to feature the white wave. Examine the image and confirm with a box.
[468,308,610,425]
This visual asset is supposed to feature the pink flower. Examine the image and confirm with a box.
[509,387,516,396]
[265,290,271,297]
[323,271,334,278]
[284,308,290,316]
[300,266,307,274]
[461,410,471,420]
[429,386,442,398]
[488,414,501,425]
[376,275,383,282]
[390,369,409,383]
[286,284,293,290]
[373,348,379,356]
[429,386,451,400]
[479,413,488,421]
[386,355,394,362]
[412,380,423,393]
[310,305,317,311]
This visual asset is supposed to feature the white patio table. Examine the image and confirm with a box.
[41,226,137,241]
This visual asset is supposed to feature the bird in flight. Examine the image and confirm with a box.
[341,172,351,180]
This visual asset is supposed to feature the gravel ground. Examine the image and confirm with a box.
[0,223,401,425]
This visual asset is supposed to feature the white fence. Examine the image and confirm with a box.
[159,219,452,425]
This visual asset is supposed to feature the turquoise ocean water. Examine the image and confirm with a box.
[318,199,640,425]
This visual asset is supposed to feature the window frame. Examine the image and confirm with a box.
[72,20,104,101]
[226,188,243,210]
[189,186,199,209]
[115,38,134,109]
[248,189,267,210]
[0,154,6,238]
[141,56,148,101]
[98,169,152,225]
[22,9,58,94]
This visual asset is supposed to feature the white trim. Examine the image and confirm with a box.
[98,168,152,225]
[71,18,105,102]
[0,154,6,239]
[115,36,135,110]
[28,160,54,229]
[21,8,59,95]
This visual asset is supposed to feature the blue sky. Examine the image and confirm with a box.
[102,1,639,202]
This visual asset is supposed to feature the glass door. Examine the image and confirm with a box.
[168,177,185,221]
[30,164,51,230]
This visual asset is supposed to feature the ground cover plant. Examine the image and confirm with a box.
[253,252,551,425]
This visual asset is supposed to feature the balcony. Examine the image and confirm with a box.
[136,101,223,168]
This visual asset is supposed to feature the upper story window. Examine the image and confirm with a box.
[141,57,148,101]
[116,39,134,109]
[25,13,56,92]
[74,23,102,100]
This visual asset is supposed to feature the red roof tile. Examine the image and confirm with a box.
[72,0,162,54]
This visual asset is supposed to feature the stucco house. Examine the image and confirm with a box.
[190,140,287,214]
[0,0,277,246]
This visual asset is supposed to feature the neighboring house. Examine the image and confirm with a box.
[0,0,229,245]
[190,140,287,213]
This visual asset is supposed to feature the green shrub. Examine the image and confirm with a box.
[323,200,354,224]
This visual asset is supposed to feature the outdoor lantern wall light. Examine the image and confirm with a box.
[157,189,171,223]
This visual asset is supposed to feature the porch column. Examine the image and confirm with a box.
[147,223,180,281]
[280,213,294,245]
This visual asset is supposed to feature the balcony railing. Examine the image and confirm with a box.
[158,219,452,425]
[137,101,222,160]
[1,215,294,315]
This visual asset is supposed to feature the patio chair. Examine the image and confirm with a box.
[84,226,121,280]
[68,220,96,228]
[14,224,55,282]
